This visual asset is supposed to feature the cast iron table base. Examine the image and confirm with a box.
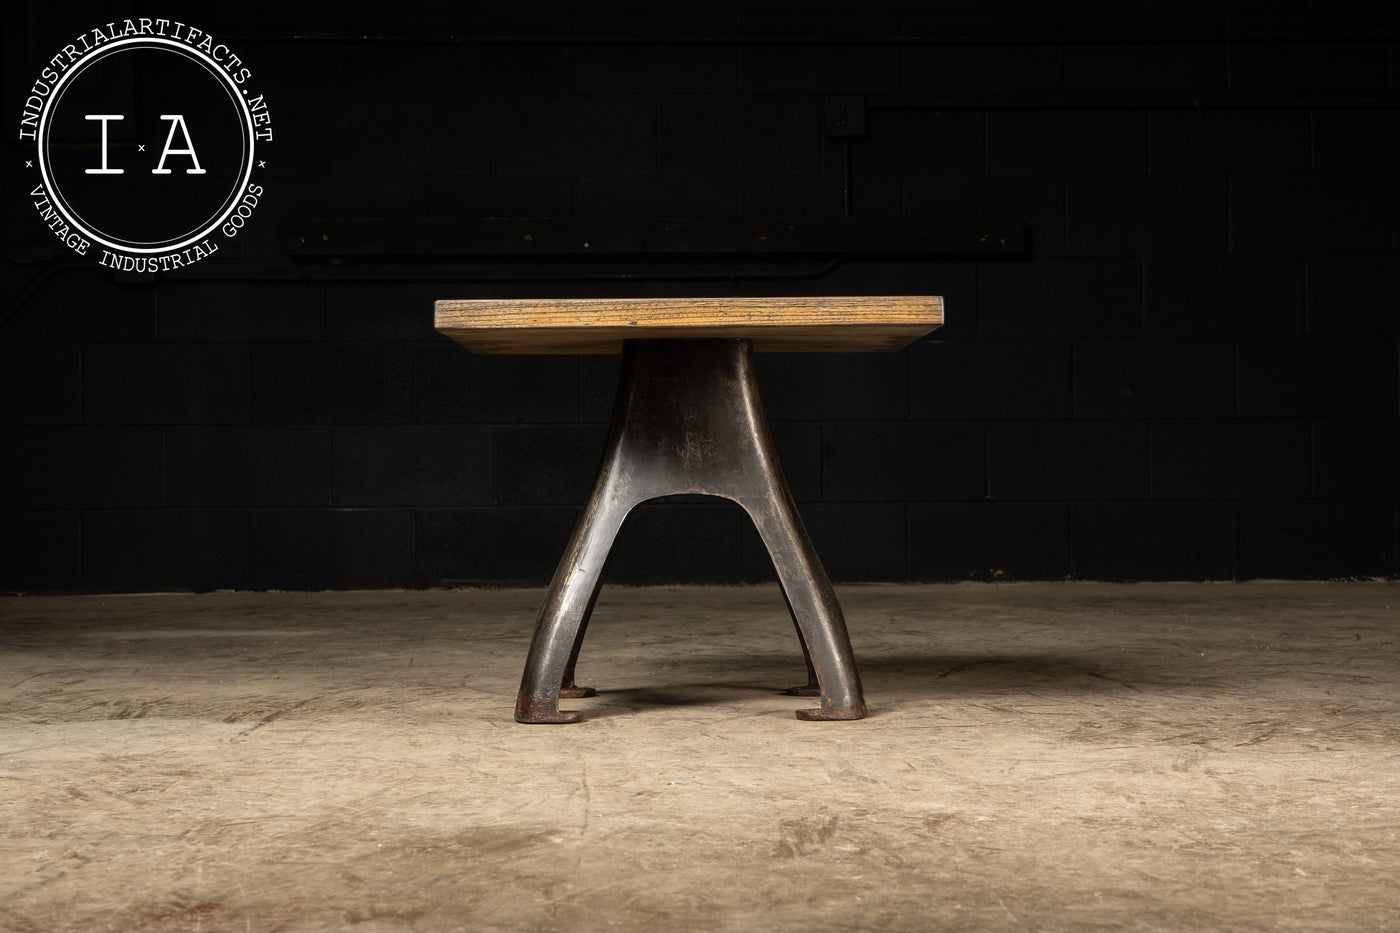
[515,337,864,723]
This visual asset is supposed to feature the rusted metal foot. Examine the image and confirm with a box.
[559,683,597,699]
[515,692,583,724]
[795,696,868,721]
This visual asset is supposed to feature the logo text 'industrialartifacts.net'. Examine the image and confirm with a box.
[19,18,272,272]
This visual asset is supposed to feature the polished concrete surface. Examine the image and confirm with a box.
[2,583,1398,932]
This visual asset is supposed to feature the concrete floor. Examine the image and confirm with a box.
[1,583,1398,933]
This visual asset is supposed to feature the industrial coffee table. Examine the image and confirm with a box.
[435,296,944,723]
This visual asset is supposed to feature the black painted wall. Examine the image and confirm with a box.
[3,3,1398,592]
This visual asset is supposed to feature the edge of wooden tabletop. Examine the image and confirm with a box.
[433,296,945,354]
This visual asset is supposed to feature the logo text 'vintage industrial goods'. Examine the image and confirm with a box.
[19,18,272,272]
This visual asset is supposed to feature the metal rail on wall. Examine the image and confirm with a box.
[285,217,1025,260]
[219,30,1400,48]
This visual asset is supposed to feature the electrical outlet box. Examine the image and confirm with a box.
[823,96,867,139]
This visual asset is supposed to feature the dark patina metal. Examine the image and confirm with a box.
[515,337,866,724]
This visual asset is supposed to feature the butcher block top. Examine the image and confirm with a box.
[434,296,944,354]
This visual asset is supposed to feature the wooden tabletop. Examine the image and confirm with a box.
[434,296,944,354]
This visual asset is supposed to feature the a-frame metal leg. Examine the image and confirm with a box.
[514,499,630,723]
[514,338,866,723]
[740,491,865,720]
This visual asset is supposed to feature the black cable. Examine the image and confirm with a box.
[842,141,853,218]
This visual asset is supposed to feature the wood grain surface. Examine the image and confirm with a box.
[433,296,944,354]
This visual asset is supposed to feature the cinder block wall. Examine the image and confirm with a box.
[3,4,1397,591]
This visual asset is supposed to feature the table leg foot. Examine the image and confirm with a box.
[559,684,597,699]
[785,682,821,697]
[795,696,868,721]
[515,694,584,724]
